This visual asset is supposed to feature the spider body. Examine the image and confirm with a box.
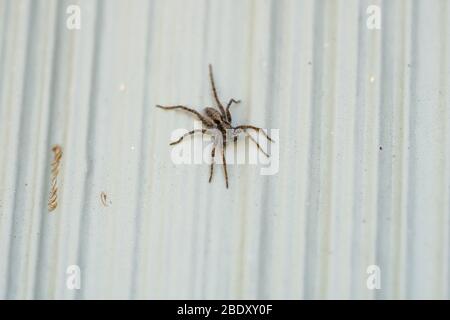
[156,64,273,188]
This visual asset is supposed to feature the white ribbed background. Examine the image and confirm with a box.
[0,0,449,299]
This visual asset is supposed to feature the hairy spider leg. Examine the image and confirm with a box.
[208,64,227,119]
[225,98,241,122]
[235,125,274,142]
[222,132,229,188]
[244,130,270,158]
[170,129,207,145]
[209,146,216,183]
[155,105,214,128]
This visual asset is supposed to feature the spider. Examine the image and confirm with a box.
[155,64,273,188]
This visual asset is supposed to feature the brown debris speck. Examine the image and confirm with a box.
[48,145,63,212]
[100,192,110,207]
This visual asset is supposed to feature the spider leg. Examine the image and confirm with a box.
[170,129,207,145]
[221,133,229,189]
[209,146,215,183]
[235,125,274,142]
[225,98,241,122]
[244,130,270,158]
[155,105,214,127]
[208,64,227,119]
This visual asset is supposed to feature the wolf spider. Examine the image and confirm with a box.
[155,64,273,188]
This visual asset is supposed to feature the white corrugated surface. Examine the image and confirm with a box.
[0,0,449,299]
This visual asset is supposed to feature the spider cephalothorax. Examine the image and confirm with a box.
[156,64,273,188]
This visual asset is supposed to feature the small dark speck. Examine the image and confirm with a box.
[379,146,383,151]
[308,61,312,65]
